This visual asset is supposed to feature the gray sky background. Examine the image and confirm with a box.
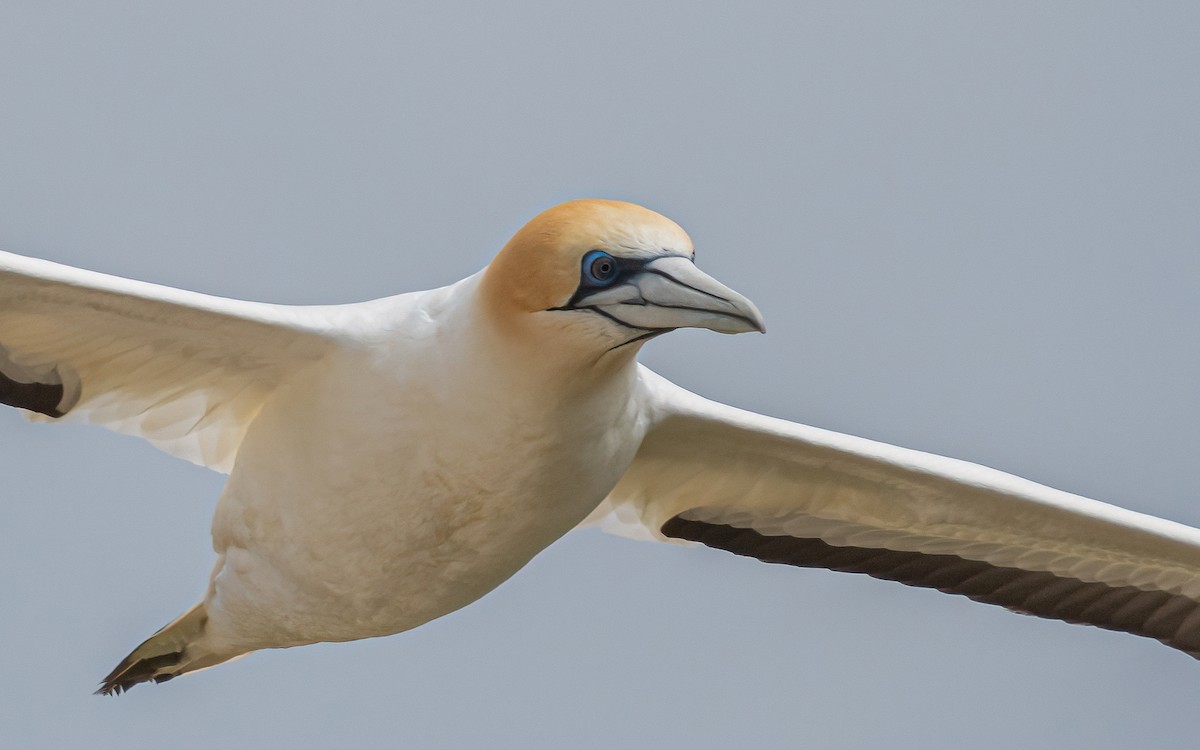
[1,3,1198,748]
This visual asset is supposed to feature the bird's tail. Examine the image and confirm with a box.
[97,602,234,695]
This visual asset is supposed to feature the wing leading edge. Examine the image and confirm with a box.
[0,250,340,472]
[587,366,1200,656]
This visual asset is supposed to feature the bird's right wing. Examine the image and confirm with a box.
[586,366,1200,656]
[0,250,342,472]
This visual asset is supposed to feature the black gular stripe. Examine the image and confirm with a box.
[661,516,1200,658]
[0,370,66,417]
[607,330,668,353]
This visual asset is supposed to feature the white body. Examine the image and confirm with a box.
[3,200,1198,693]
[207,275,644,650]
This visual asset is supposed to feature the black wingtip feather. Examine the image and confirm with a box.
[0,370,65,417]
[662,515,1200,659]
[95,651,183,696]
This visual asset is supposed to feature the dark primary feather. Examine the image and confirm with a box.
[0,370,65,417]
[96,652,183,696]
[662,516,1200,658]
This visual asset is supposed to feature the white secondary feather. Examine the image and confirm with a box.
[0,250,338,471]
[587,366,1200,603]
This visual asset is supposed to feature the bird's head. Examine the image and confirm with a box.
[480,200,764,362]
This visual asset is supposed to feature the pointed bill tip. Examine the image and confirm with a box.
[591,256,767,336]
[712,297,765,335]
[751,310,767,334]
[734,298,767,335]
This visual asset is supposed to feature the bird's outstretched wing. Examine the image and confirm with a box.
[587,366,1200,656]
[0,250,338,472]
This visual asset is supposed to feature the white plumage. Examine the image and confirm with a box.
[2,199,1198,695]
[0,251,336,471]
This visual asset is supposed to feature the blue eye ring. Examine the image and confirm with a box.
[582,250,620,286]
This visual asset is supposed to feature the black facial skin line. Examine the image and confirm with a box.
[545,304,674,353]
[558,251,692,309]
[554,304,665,332]
[544,250,749,339]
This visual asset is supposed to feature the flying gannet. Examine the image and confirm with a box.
[1,199,1197,696]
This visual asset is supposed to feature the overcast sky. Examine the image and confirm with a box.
[1,3,1198,748]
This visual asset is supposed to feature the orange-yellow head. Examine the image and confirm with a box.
[481,199,764,357]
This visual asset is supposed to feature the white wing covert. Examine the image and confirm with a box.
[588,366,1200,656]
[0,250,338,472]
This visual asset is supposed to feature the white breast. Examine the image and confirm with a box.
[203,280,645,650]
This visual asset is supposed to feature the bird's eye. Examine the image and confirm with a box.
[582,250,619,286]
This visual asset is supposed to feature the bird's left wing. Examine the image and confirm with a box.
[0,250,340,472]
[586,366,1200,656]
